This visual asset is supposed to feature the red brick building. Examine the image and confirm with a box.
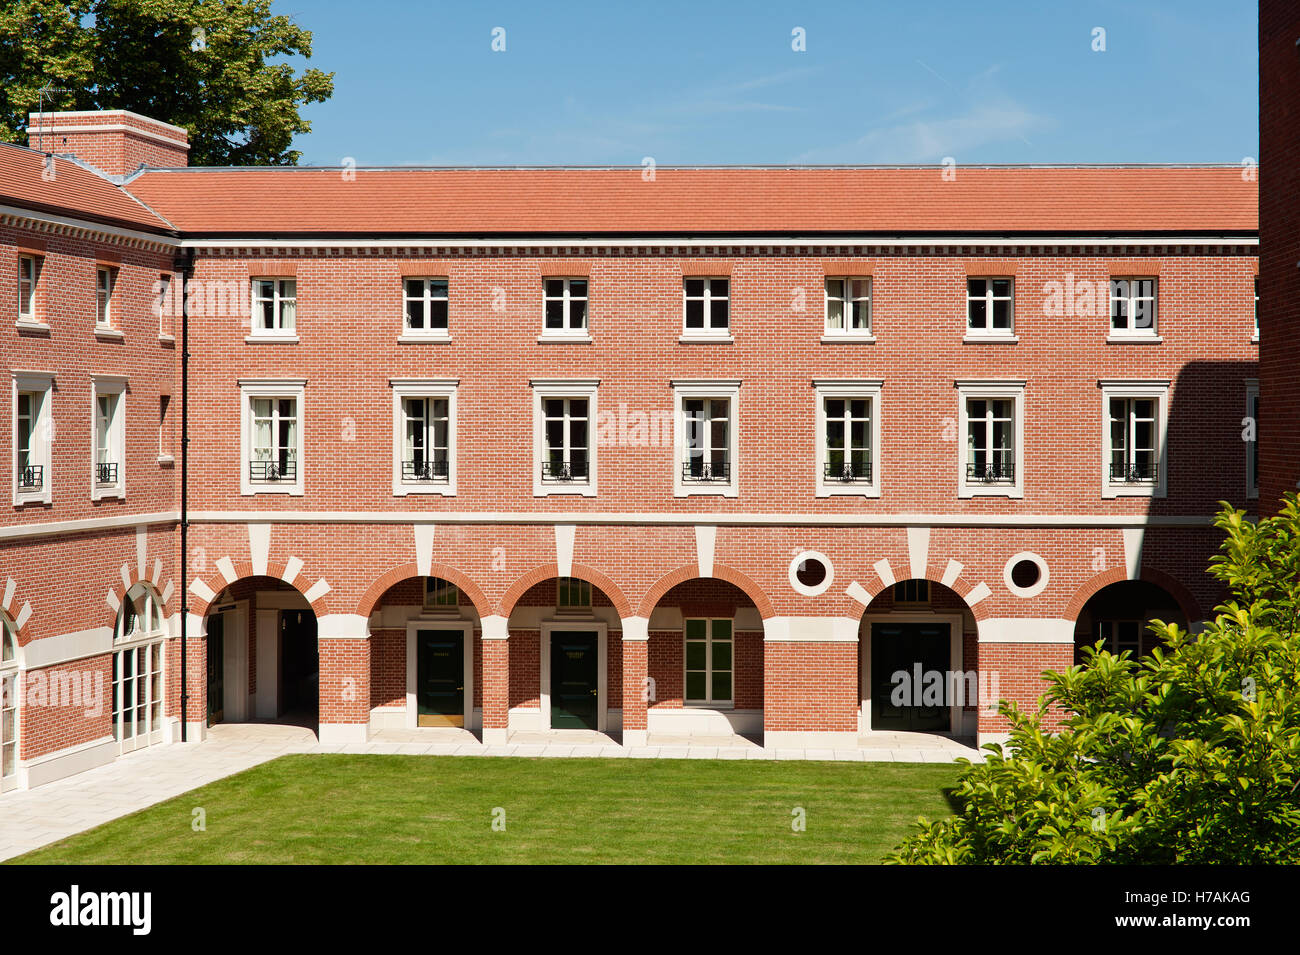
[0,109,1258,792]
[1260,0,1300,512]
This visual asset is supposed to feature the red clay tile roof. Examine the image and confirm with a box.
[123,165,1257,237]
[0,142,172,233]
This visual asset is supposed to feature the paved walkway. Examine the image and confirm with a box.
[0,724,982,861]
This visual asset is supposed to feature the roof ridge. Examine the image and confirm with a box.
[131,162,1252,173]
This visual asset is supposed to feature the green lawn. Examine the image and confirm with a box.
[11,755,960,864]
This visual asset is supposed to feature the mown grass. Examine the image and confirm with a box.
[12,754,960,864]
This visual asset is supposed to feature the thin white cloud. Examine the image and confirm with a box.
[797,99,1047,164]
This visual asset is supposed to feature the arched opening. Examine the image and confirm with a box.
[506,575,622,734]
[366,574,482,734]
[858,579,979,738]
[1,614,19,792]
[642,577,764,740]
[1073,580,1188,664]
[204,576,317,730]
[112,583,168,754]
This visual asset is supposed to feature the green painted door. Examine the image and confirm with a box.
[206,613,224,725]
[550,631,598,729]
[417,630,464,726]
[871,622,951,731]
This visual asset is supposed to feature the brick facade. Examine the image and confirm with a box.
[0,108,1260,792]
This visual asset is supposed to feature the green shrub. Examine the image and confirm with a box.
[888,495,1300,864]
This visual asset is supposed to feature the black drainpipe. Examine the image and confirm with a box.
[173,247,195,741]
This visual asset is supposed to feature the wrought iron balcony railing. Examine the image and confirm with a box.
[824,461,872,483]
[250,459,297,482]
[1109,460,1158,483]
[966,459,1015,483]
[682,458,730,482]
[402,458,449,481]
[541,459,589,482]
[95,462,119,485]
[17,464,42,490]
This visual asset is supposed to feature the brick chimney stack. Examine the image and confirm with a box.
[27,109,189,177]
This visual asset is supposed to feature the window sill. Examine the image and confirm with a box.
[1106,334,1162,344]
[157,455,175,466]
[14,493,52,508]
[534,486,597,498]
[963,333,1018,343]
[245,333,300,344]
[158,334,176,345]
[820,334,876,344]
[15,320,50,335]
[675,486,739,498]
[241,487,305,497]
[537,333,593,344]
[91,488,125,501]
[958,486,1023,499]
[684,701,736,711]
[94,326,124,341]
[816,485,881,498]
[395,483,456,497]
[1251,331,1259,343]
[398,332,451,343]
[1102,486,1164,499]
[678,333,734,344]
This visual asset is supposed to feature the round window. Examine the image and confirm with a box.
[788,551,834,597]
[1003,552,1050,598]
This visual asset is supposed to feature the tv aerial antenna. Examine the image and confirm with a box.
[34,84,75,153]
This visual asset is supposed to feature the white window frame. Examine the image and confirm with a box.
[540,277,591,340]
[956,380,1025,499]
[1108,277,1160,340]
[532,379,599,497]
[158,393,173,464]
[239,379,305,496]
[112,583,167,754]
[95,266,115,328]
[391,378,458,497]
[248,277,298,341]
[964,277,1017,340]
[1252,276,1259,343]
[1246,379,1259,500]
[90,375,127,501]
[1,615,18,793]
[823,277,873,340]
[17,255,40,325]
[681,277,733,341]
[12,372,53,507]
[1099,380,1169,499]
[401,277,450,341]
[156,273,175,341]
[815,380,882,497]
[673,379,740,498]
[683,617,734,708]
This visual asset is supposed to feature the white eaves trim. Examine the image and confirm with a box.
[183,510,1218,528]
[179,235,1258,250]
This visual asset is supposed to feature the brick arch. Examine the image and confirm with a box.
[859,573,994,622]
[637,563,776,620]
[1064,567,1202,624]
[497,563,633,619]
[188,557,334,617]
[102,567,171,630]
[356,562,490,619]
[0,583,35,651]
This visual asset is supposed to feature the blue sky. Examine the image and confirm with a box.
[283,0,1258,167]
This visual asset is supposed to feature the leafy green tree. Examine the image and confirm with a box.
[888,494,1300,864]
[0,0,332,165]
